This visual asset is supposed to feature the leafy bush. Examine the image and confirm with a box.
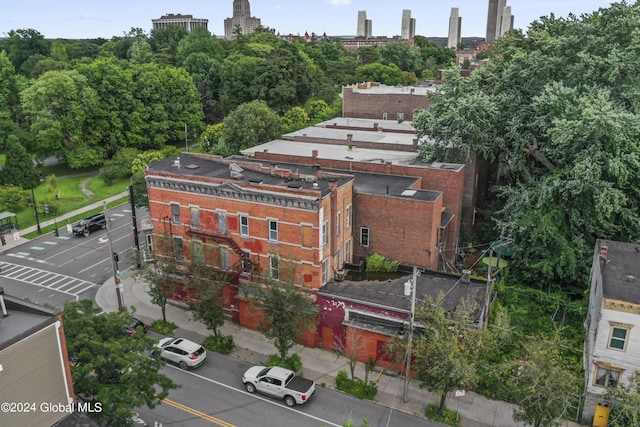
[150,319,177,335]
[202,334,235,355]
[365,253,399,272]
[266,353,302,373]
[425,405,462,427]
[335,369,378,400]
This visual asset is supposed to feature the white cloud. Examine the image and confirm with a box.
[327,0,351,7]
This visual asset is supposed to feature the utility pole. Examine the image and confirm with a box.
[129,185,141,268]
[403,265,418,403]
[103,202,124,310]
[185,123,189,152]
[31,175,41,234]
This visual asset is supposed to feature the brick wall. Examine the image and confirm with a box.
[342,87,432,120]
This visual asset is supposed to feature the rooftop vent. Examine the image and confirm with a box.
[287,183,302,189]
[401,189,417,197]
[248,179,263,185]
[305,175,316,183]
[173,157,181,169]
[185,164,199,170]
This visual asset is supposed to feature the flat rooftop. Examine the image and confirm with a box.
[315,117,417,133]
[146,153,353,198]
[599,239,640,305]
[283,126,420,146]
[320,271,488,319]
[242,140,464,172]
[347,84,436,96]
[0,295,58,350]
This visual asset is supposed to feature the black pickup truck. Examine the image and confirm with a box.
[72,213,107,237]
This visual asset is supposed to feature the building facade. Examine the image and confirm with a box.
[401,10,415,40]
[583,240,640,425]
[485,0,513,43]
[447,7,462,49]
[152,14,208,33]
[145,154,353,334]
[224,0,262,39]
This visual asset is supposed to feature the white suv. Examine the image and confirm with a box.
[155,337,206,370]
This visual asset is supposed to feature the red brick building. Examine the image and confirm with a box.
[341,82,434,121]
[145,153,353,336]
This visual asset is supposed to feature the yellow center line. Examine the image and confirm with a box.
[162,398,237,427]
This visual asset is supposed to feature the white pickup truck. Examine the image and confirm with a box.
[242,365,316,407]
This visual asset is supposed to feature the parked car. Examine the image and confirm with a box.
[154,337,206,370]
[121,318,147,336]
[72,213,106,237]
[242,365,316,407]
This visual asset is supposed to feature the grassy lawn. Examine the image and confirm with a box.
[15,172,132,235]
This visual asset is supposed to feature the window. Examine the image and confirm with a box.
[322,221,328,246]
[190,207,200,228]
[269,220,278,242]
[239,215,249,237]
[172,237,184,260]
[336,248,341,268]
[218,211,227,234]
[192,241,204,264]
[397,112,405,121]
[322,259,328,284]
[336,212,341,236]
[345,240,351,264]
[346,205,351,229]
[171,203,181,224]
[595,366,622,388]
[219,247,229,270]
[269,255,279,280]
[302,225,313,248]
[360,227,370,247]
[609,326,629,350]
[382,112,388,120]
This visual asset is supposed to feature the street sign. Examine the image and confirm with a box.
[455,389,465,397]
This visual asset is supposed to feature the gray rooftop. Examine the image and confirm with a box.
[315,117,417,133]
[242,140,463,172]
[146,153,353,197]
[283,126,420,146]
[0,294,59,350]
[347,84,436,96]
[319,271,489,320]
[599,239,640,305]
[225,157,442,202]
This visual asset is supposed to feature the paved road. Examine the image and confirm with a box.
[132,343,441,427]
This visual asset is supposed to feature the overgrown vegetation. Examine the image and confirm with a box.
[425,405,462,427]
[202,335,235,355]
[266,353,302,373]
[150,319,177,335]
[335,369,378,400]
[365,253,399,272]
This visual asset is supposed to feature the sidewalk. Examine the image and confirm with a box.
[1,195,586,427]
[95,273,585,427]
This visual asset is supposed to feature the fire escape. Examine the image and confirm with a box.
[184,223,258,284]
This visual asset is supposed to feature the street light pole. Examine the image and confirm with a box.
[31,175,42,234]
[103,202,124,310]
[403,266,417,403]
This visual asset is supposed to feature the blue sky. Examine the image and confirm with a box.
[2,1,614,40]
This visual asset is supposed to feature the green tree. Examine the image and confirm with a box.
[50,39,68,62]
[219,54,264,112]
[200,123,225,154]
[379,41,424,75]
[355,63,405,86]
[412,292,484,416]
[221,100,282,154]
[282,106,308,132]
[176,27,225,64]
[0,184,27,212]
[20,69,102,167]
[186,241,226,337]
[605,377,640,427]
[355,46,381,65]
[0,51,24,120]
[149,25,188,65]
[5,28,50,74]
[253,256,318,361]
[502,333,580,427]
[127,39,154,64]
[62,299,177,426]
[0,136,33,188]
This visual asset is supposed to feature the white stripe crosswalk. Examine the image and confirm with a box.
[0,261,97,297]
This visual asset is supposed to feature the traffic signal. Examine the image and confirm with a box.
[54,228,59,237]
[0,235,5,246]
[113,252,119,263]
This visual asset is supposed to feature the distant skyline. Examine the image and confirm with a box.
[2,1,614,40]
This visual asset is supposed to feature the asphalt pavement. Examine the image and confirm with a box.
[0,195,586,427]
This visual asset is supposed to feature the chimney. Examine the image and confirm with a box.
[346,134,353,143]
[384,162,392,174]
[410,88,415,94]
[461,270,471,284]
[413,138,418,148]
[328,178,338,191]
[373,122,379,130]
[312,150,318,161]
[270,164,277,176]
[599,244,608,260]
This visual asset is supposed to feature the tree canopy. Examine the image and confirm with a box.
[413,3,640,295]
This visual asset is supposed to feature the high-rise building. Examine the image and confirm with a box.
[486,0,513,42]
[224,0,262,39]
[357,10,367,37]
[447,7,461,49]
[152,14,208,33]
[401,9,415,39]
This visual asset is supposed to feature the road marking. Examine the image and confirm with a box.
[162,399,235,427]
[8,253,53,265]
[30,246,45,251]
[166,366,340,427]
[0,261,97,297]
